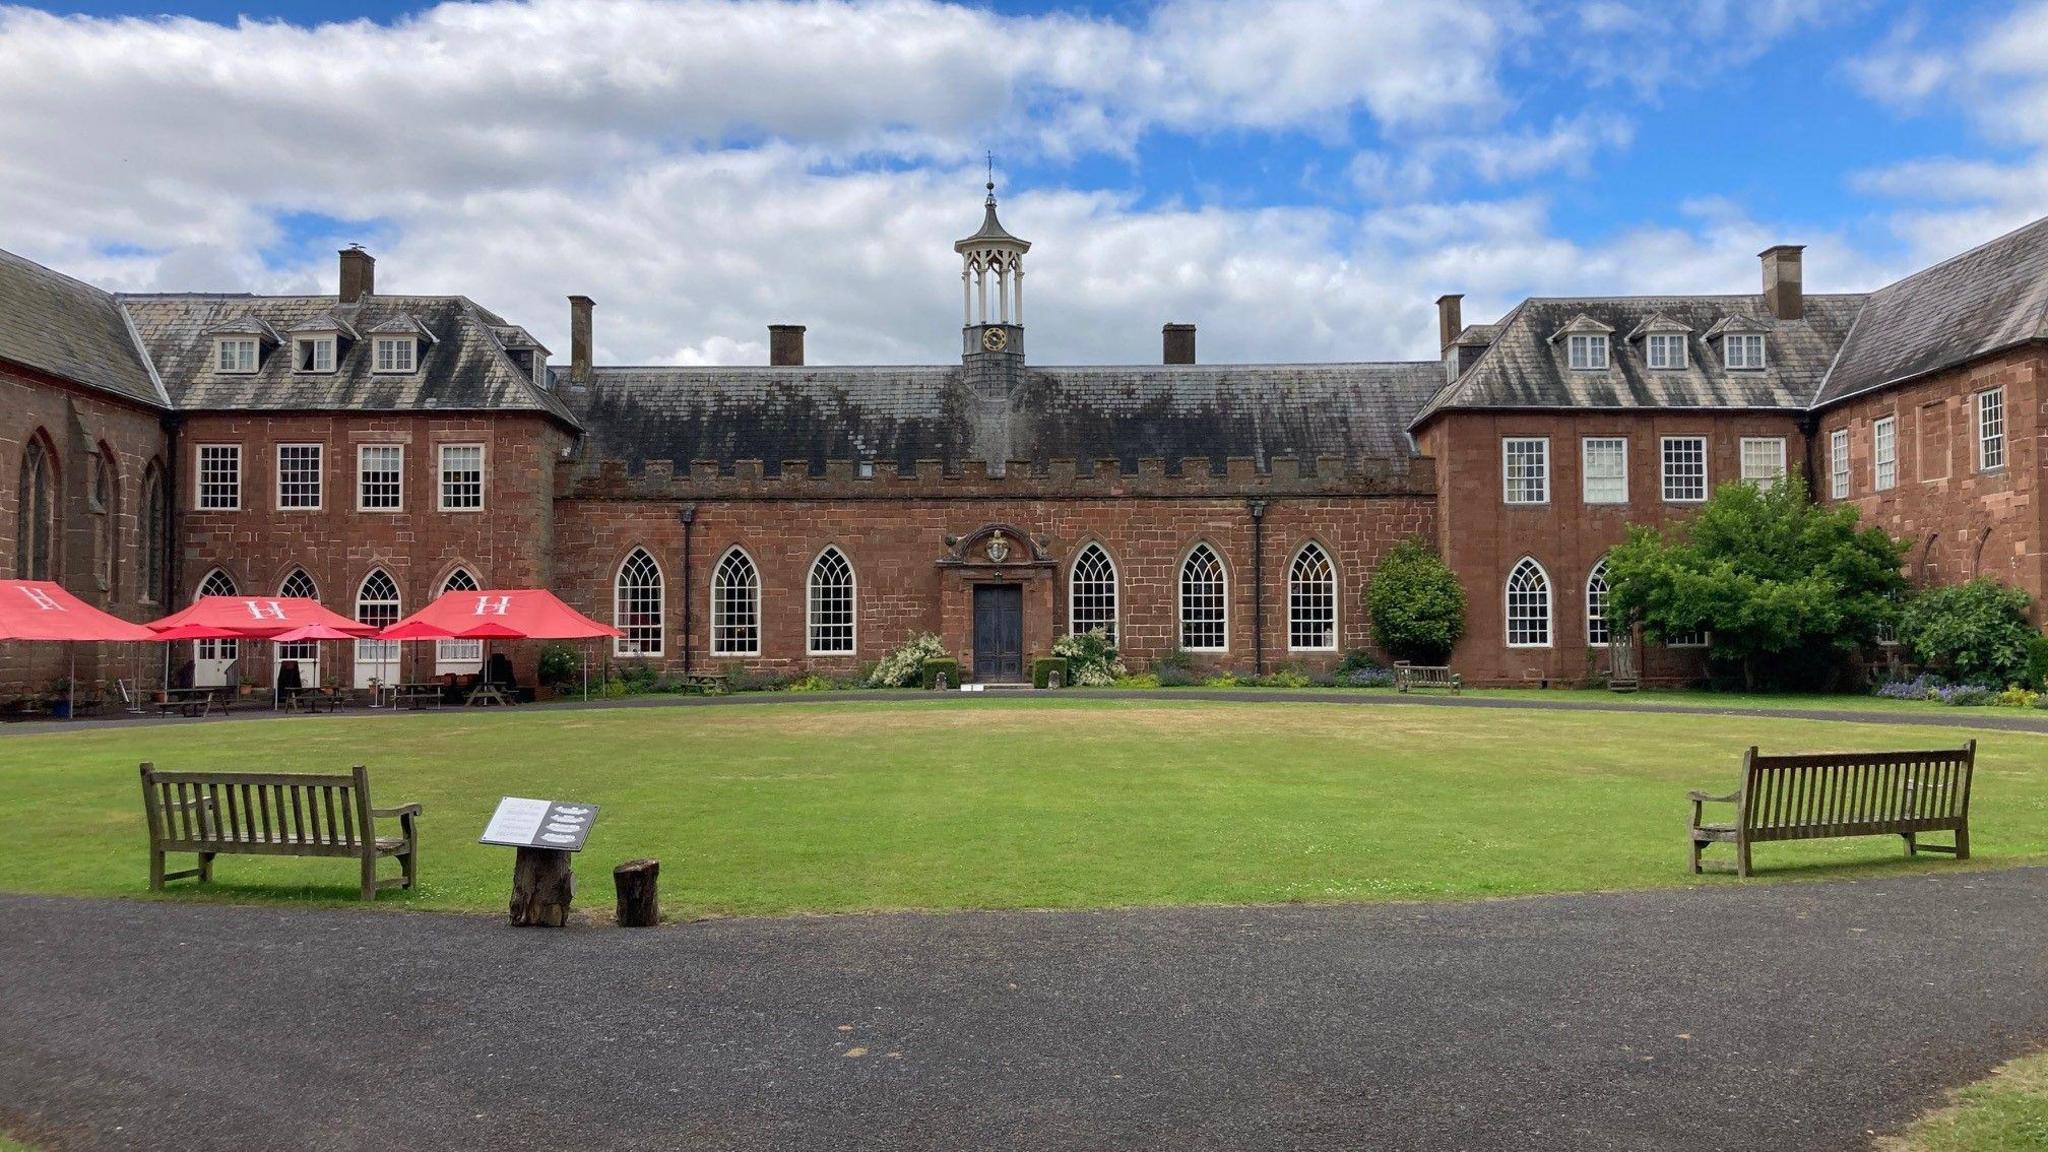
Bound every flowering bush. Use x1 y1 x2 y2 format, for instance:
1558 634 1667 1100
1934 683 1998 707
866 633 948 688
1874 674 1943 701
1343 665 1396 688
1051 629 1127 687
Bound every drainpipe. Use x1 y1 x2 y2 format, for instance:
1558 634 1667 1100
679 505 697 673
1249 499 1267 675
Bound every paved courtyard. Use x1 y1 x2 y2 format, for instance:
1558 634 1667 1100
3 869 2045 1151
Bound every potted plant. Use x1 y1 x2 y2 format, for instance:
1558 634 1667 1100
47 676 74 719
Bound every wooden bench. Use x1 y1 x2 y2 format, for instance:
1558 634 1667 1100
1393 663 1462 694
1689 742 1974 877
139 762 420 900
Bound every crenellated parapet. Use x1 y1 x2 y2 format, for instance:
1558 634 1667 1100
558 453 1437 501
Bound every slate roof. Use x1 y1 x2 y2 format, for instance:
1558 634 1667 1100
566 361 1439 475
1409 293 1866 429
0 248 165 407
1816 214 2048 408
118 293 578 427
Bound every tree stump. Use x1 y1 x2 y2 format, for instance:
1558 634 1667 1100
509 847 573 927
613 858 660 928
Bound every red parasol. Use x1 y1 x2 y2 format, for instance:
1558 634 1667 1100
377 589 620 641
0 580 157 642
267 623 366 643
146 596 376 639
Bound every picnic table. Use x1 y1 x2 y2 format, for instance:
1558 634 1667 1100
157 687 223 718
286 687 347 714
466 683 515 707
392 682 447 710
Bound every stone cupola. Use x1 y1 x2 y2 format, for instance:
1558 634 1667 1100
955 178 1030 359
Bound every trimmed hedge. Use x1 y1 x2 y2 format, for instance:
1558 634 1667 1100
921 658 959 690
1032 656 1070 688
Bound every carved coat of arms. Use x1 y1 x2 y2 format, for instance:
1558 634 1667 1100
985 532 1010 563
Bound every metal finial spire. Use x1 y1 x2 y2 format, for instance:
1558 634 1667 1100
986 152 995 202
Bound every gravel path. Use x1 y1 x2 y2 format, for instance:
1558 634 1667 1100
4 869 2045 1150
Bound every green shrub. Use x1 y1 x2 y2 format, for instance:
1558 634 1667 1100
921 657 959 690
1201 673 1242 688
1367 539 1466 663
1899 579 2042 687
867 633 948 688
1995 686 2040 709
615 662 660 694
783 673 841 693
1112 673 1160 688
1154 648 1195 674
538 642 579 688
1255 668 1311 689
1051 629 1126 686
1157 665 1197 687
1032 656 1070 689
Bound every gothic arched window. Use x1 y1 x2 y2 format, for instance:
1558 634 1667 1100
437 568 483 670
1179 544 1228 652
141 463 165 603
1069 543 1117 643
712 547 761 657
1586 559 1611 647
614 549 663 657
1288 542 1337 651
276 569 320 678
354 569 402 686
16 435 55 580
194 568 239 673
1506 557 1552 648
806 547 856 655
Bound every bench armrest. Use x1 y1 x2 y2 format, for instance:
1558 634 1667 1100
1686 790 1738 805
372 803 422 819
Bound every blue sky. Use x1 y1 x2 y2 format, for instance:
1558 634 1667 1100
3 1 2045 364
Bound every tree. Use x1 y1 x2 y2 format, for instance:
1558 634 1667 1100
1368 539 1466 663
1898 579 2045 687
1604 477 1907 690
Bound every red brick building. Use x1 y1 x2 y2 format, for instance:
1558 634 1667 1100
3 201 2046 697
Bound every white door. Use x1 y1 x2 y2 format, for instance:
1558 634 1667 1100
354 569 402 688
195 637 237 688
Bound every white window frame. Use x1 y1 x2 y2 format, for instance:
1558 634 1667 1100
1873 416 1897 491
373 337 417 374
1586 559 1611 647
1724 333 1767 370
356 444 404 512
1178 543 1229 653
195 443 241 510
711 546 762 657
1069 543 1119 644
805 546 857 656
437 443 485 512
1581 437 1628 505
1505 556 1552 649
1660 436 1708 503
214 338 259 374
292 335 337 374
352 569 402 689
613 549 664 658
1665 628 1710 649
1567 333 1609 371
1286 541 1338 653
434 568 484 672
1502 437 1550 505
1977 388 2006 472
1739 437 1787 486
275 443 323 511
1645 332 1687 370
1829 427 1850 499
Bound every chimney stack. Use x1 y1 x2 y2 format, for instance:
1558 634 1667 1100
1760 245 1804 321
769 324 806 367
568 295 594 385
339 246 375 303
1162 323 1196 365
1435 294 1463 352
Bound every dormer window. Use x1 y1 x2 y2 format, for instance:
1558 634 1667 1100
1724 332 1767 370
216 338 259 374
373 336 417 374
1646 333 1687 369
1567 333 1609 371
293 335 336 374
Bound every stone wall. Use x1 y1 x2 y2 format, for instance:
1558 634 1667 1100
1 361 170 699
1419 409 1810 686
1818 345 2045 613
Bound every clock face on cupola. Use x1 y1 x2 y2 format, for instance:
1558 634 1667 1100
955 176 1030 362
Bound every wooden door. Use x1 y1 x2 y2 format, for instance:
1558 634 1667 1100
973 584 1024 682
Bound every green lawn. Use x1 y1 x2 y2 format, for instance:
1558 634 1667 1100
3 698 2044 918
1883 1052 2048 1152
